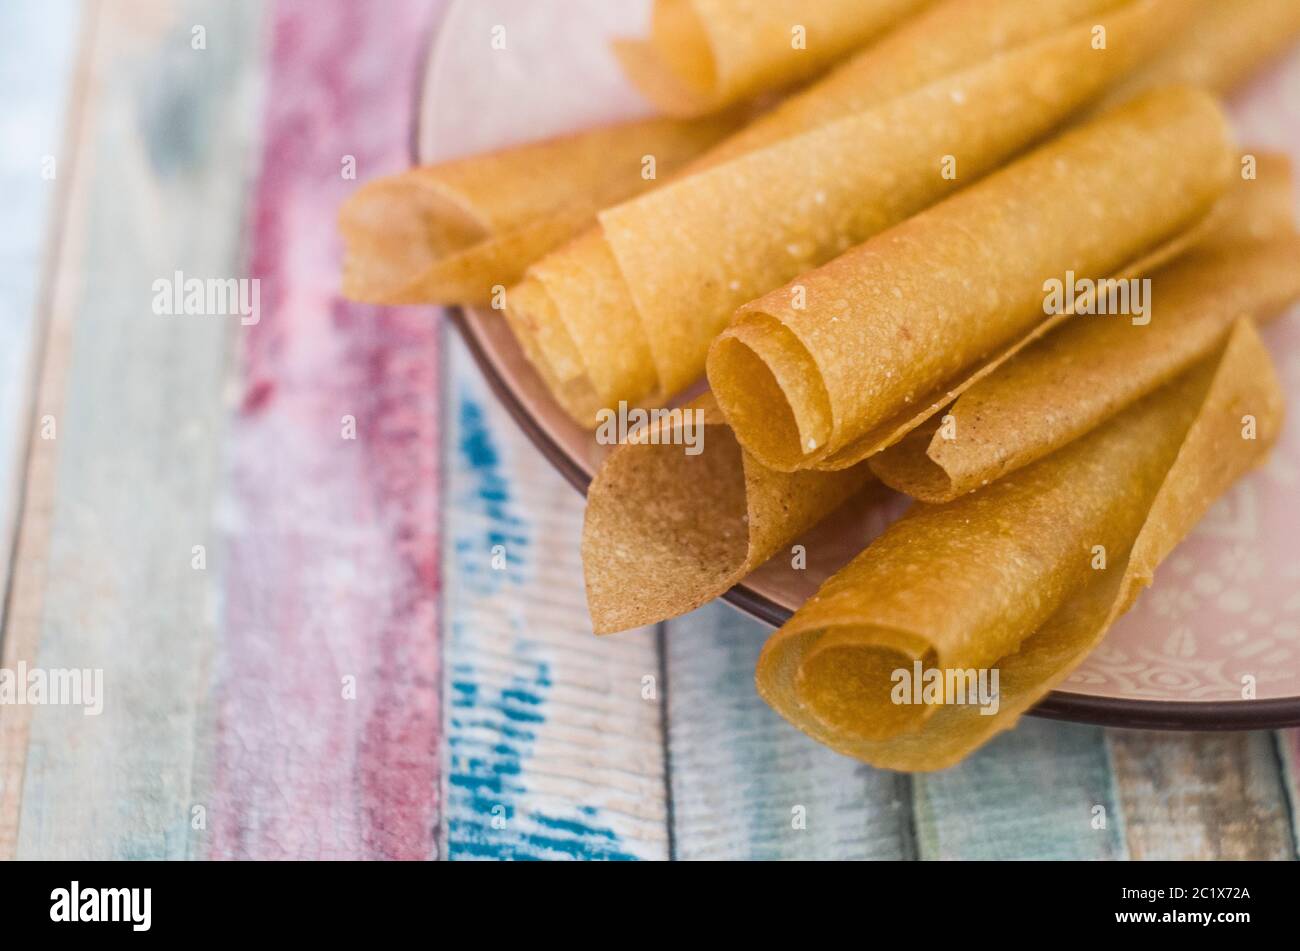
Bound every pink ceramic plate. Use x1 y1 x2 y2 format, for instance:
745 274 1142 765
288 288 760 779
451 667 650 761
418 0 1300 729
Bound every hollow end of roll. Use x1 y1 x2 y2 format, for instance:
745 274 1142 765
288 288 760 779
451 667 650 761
708 320 829 471
339 178 488 303
794 629 938 742
503 279 608 428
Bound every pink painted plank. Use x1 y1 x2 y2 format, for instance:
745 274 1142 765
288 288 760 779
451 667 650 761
205 0 444 860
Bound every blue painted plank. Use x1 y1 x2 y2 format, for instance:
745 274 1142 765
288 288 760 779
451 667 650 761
440 331 668 860
912 720 1128 859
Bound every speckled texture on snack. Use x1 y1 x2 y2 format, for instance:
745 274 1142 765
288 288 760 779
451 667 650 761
582 393 871 633
757 321 1283 770
517 2 1184 426
709 87 1234 472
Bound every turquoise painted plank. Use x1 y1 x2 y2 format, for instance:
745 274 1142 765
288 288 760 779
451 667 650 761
441 332 668 860
665 602 913 860
913 720 1128 859
6 0 265 859
0 0 81 626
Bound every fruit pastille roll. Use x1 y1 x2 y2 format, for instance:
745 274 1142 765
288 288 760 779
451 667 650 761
343 0 1179 309
1193 152 1299 251
509 0 1187 426
870 235 1300 502
612 0 931 117
702 0 1153 168
757 319 1283 771
583 165 1300 633
1102 0 1300 107
582 393 874 634
338 110 746 305
707 86 1235 472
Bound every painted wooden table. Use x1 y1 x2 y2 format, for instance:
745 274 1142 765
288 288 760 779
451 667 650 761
1 0 1298 861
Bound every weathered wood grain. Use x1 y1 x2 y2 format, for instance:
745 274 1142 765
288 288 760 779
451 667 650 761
0 0 85 852
1277 730 1300 858
2 0 1298 863
0 0 86 857
0 1 82 625
913 720 1128 859
441 333 668 860
664 602 913 859
2 0 262 859
1107 730 1294 859
662 595 1130 861
202 0 443 860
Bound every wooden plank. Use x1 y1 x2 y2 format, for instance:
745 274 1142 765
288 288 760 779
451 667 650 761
1277 730 1300 858
664 602 913 860
0 0 87 856
911 719 1127 859
1107 730 1294 859
202 0 443 860
1 0 262 859
441 332 668 860
0 0 82 624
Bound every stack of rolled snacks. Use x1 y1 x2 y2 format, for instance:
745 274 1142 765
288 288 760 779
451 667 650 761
342 0 1300 770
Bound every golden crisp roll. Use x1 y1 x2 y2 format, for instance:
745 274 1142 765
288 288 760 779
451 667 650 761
512 1 1186 426
871 153 1297 501
612 0 930 117
582 394 873 634
708 86 1235 472
519 0 1171 419
757 320 1284 770
345 0 1173 309
871 236 1300 502
701 0 1143 167
338 111 743 305
1195 153 1300 251
582 160 1299 634
1103 0 1300 106
582 166 1300 634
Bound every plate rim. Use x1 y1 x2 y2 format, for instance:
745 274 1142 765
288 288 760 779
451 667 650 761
420 0 1300 733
